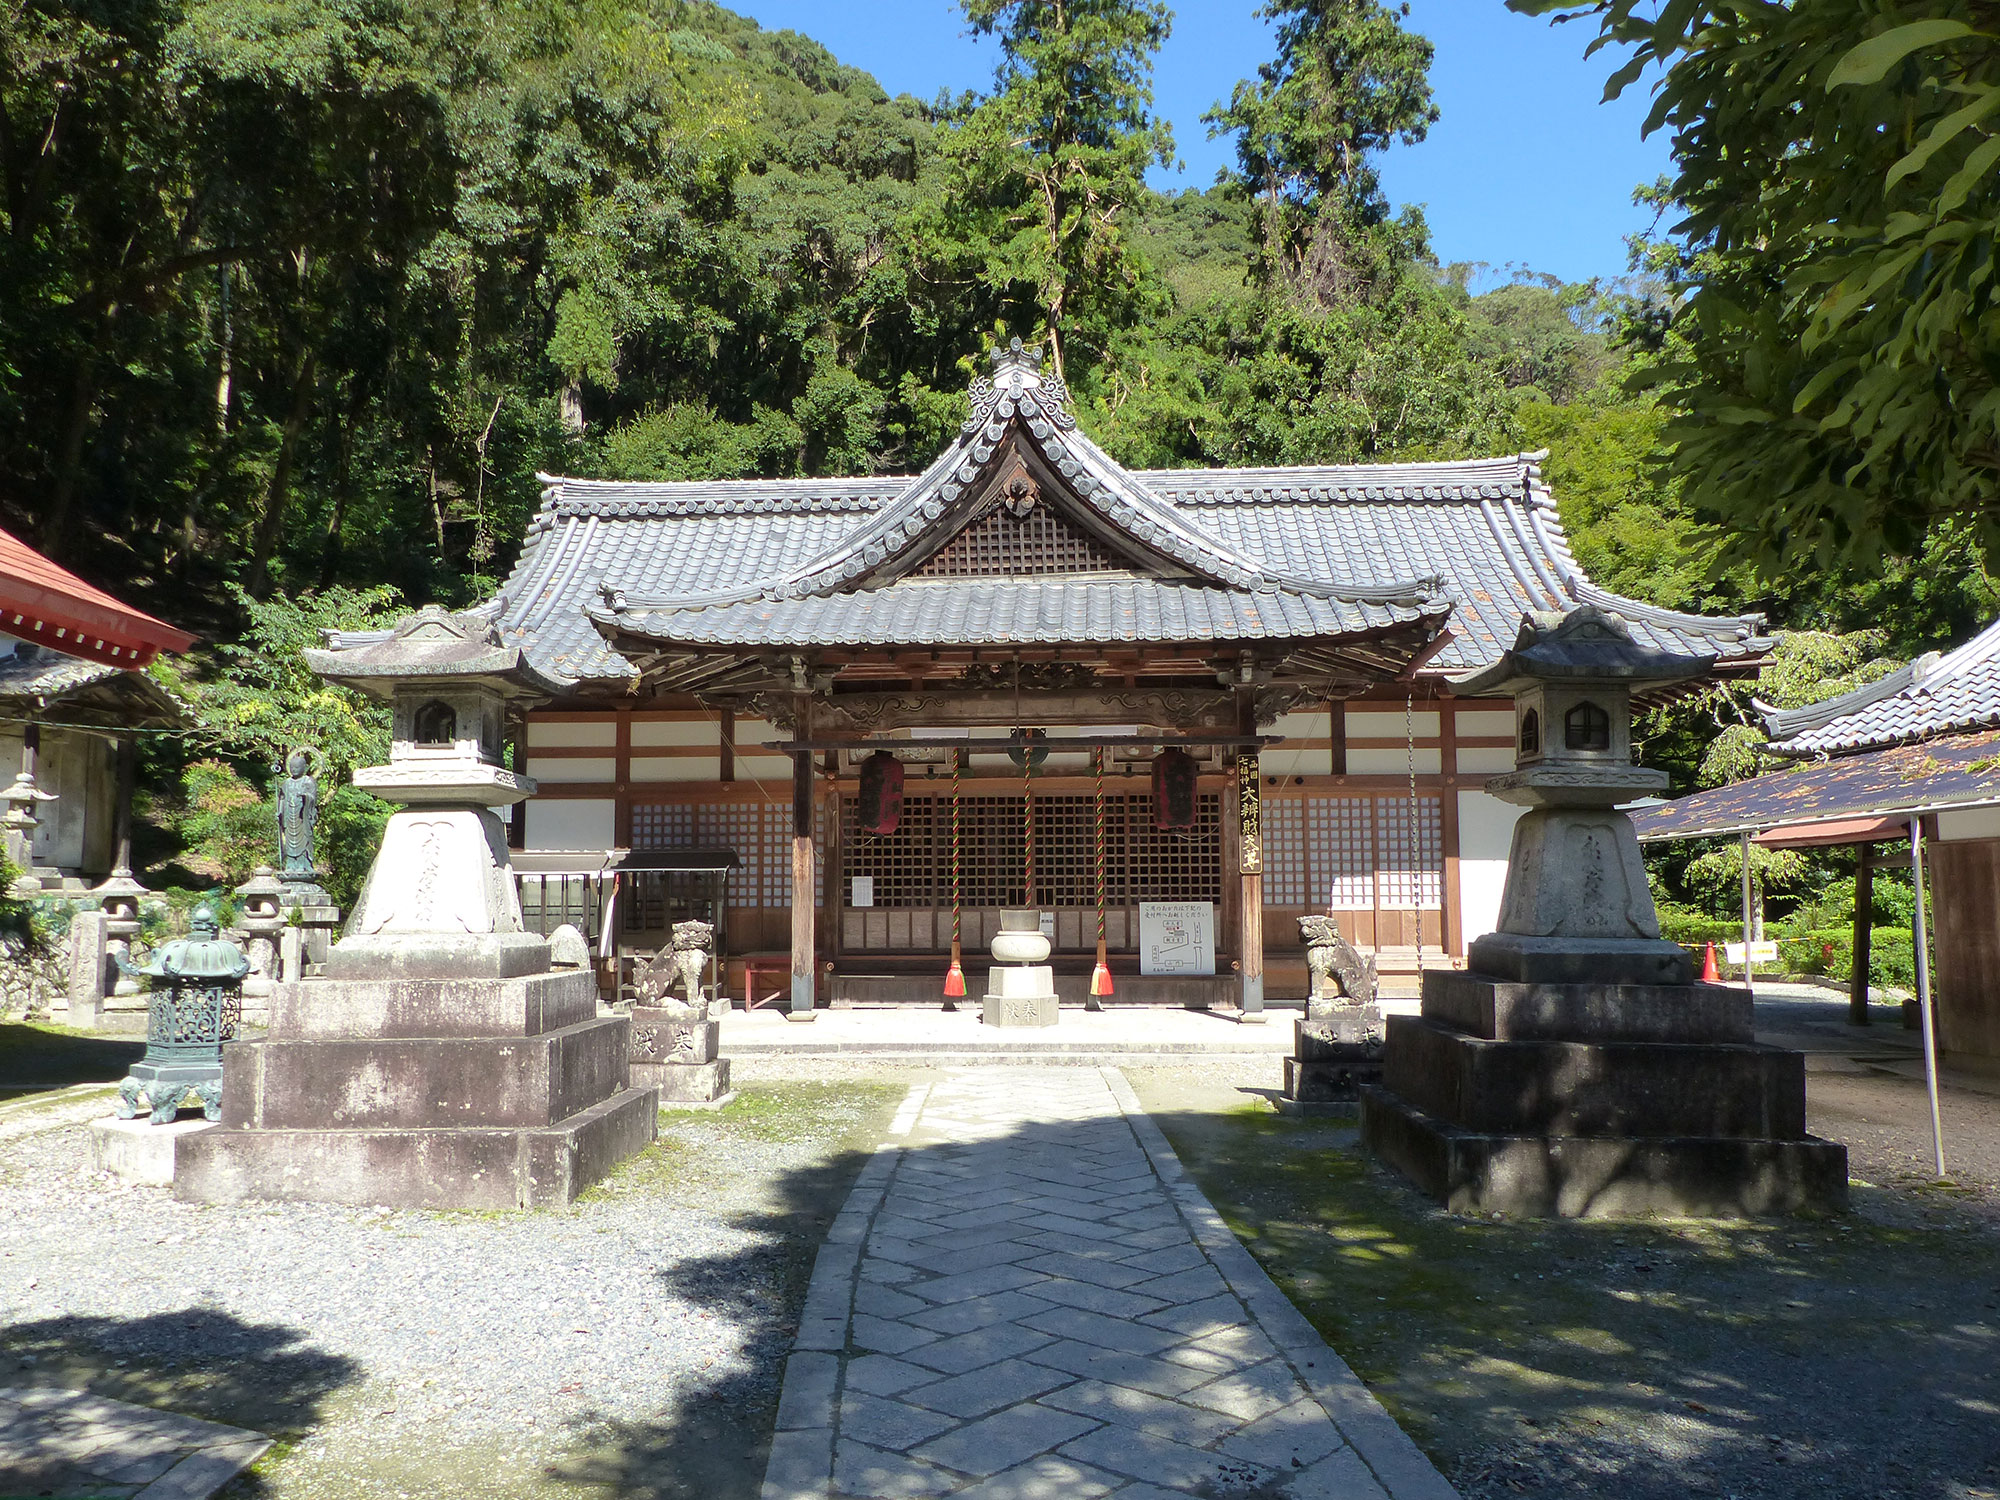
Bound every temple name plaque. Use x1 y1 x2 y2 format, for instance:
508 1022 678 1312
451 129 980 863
1138 901 1214 976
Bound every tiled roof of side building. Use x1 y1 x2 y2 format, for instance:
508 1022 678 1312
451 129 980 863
493 449 1769 688
1762 615 2000 758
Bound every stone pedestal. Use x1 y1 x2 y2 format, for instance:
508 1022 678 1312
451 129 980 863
89 1116 216 1186
1360 970 1848 1217
629 1008 733 1105
981 909 1059 1028
1278 1004 1384 1115
982 963 1059 1028
177 966 657 1209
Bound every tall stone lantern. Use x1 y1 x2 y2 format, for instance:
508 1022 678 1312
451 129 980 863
1360 606 1847 1218
173 604 658 1210
307 605 552 979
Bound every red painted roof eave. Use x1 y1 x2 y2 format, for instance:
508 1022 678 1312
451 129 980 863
0 527 195 664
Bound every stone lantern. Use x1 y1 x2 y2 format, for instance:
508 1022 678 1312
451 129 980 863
172 603 658 1210
114 906 250 1123
1460 605 1707 986
0 770 55 894
1359 606 1847 1218
303 605 552 979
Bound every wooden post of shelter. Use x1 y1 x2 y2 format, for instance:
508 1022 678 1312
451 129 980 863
1850 855 1874 1027
111 731 137 874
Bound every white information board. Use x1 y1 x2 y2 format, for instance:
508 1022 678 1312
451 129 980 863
851 876 874 908
1724 940 1778 964
1139 901 1215 976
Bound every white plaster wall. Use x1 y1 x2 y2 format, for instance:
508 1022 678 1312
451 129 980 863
1457 788 1524 945
526 798 616 851
1454 709 1516 738
1347 709 1440 739
1348 747 1442 775
526 720 616 748
1455 746 1517 774
733 718 794 783
629 754 710 783
1263 710 1334 778
632 719 719 748
1938 806 2000 842
532 757 616 784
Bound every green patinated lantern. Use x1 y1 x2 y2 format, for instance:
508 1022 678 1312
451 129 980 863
115 905 251 1124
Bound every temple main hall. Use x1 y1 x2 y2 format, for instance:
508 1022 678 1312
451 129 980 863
482 342 1766 1012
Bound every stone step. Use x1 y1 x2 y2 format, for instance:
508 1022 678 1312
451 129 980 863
221 1015 631 1130
1359 1086 1848 1218
265 968 597 1040
174 1085 659 1210
1382 1014 1808 1140
1421 968 1752 1044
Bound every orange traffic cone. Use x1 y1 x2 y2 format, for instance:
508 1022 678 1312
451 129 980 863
1701 941 1721 983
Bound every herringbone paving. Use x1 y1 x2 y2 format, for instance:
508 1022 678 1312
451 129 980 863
762 1068 1457 1500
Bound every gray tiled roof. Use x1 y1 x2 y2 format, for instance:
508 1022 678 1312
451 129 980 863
0 645 121 700
493 354 1768 688
1762 617 2000 757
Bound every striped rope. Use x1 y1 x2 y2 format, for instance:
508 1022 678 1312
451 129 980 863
951 749 962 952
1023 737 1035 909
1094 746 1107 950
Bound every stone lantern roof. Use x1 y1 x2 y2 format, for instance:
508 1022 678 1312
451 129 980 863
1454 604 1714 698
306 603 562 701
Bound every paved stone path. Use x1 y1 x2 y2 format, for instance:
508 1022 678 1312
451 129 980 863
0 1386 269 1498
763 1068 1457 1500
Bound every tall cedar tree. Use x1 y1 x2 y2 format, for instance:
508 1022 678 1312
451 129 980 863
943 0 1176 377
1205 0 1437 294
1511 0 2000 578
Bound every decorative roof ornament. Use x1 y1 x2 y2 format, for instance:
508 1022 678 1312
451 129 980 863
964 338 1075 434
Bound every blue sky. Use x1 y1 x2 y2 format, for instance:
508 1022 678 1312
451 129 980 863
726 1 1673 287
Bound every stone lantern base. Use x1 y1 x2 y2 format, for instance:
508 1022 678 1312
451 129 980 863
1359 969 1848 1218
175 965 657 1210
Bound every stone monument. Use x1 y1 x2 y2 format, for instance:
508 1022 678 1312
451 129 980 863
1278 915 1384 1113
626 920 732 1104
983 909 1058 1028
1360 607 1847 1216
175 604 657 1209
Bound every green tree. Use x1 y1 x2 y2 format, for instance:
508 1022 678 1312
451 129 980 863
1205 0 1436 291
927 0 1176 378
1509 0 2000 578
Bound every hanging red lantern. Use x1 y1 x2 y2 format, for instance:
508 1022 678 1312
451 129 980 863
1152 747 1199 830
856 750 904 835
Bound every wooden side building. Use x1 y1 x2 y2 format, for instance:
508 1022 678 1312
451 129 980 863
476 344 1766 1009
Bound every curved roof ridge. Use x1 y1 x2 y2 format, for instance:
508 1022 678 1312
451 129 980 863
1758 615 2000 755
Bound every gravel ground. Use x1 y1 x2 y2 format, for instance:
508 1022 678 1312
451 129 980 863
0 1064 916 1500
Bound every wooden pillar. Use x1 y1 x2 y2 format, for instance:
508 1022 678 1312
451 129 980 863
21 722 38 782
613 709 633 848
111 732 136 875
720 708 735 784
790 697 816 1017
1850 856 1874 1026
1236 691 1264 1019
1439 699 1461 959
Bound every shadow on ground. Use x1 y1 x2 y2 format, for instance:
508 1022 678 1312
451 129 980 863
1129 1077 2000 1500
0 1022 141 1100
0 1308 361 1496
536 1066 2000 1500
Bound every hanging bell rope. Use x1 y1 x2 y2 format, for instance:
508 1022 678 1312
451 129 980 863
944 748 965 1000
1091 744 1113 999
1022 733 1036 910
